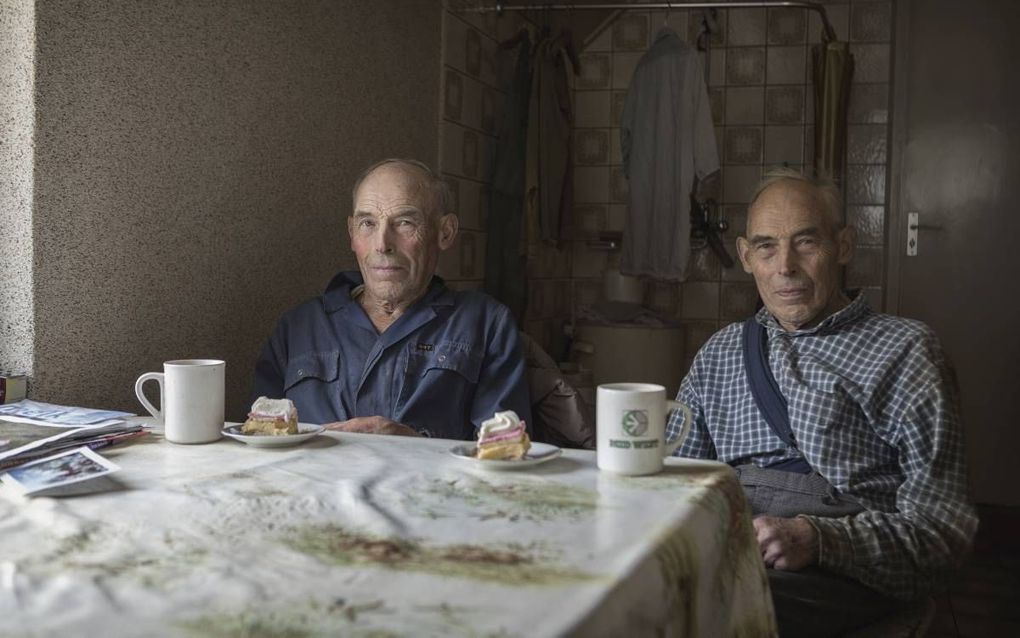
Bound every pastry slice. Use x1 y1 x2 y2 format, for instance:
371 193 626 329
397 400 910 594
241 396 299 436
476 410 531 460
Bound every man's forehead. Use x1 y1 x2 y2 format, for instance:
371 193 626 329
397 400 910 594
747 180 833 233
355 166 430 210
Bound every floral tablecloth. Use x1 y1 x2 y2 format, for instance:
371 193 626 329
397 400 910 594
0 427 775 637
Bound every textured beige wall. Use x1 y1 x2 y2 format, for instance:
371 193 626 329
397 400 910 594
28 0 440 419
0 0 35 378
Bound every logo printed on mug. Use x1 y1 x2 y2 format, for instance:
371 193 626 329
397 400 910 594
622 410 649 436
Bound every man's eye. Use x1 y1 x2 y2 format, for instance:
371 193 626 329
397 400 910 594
358 219 376 229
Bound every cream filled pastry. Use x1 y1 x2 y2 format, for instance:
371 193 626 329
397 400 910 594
475 410 531 460
241 396 299 436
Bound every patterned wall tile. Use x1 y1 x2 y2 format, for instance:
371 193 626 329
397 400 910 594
707 48 727 87
846 244 883 287
574 166 610 203
465 27 481 77
444 69 463 122
578 53 612 90
725 87 764 124
610 167 629 203
809 4 849 44
553 279 573 318
574 204 607 239
459 230 482 279
612 13 650 51
850 44 891 83
847 205 884 245
848 83 889 124
461 129 480 178
527 279 547 320
587 24 613 52
765 86 805 124
726 47 766 85
437 235 461 281
607 204 627 232
479 35 497 86
764 125 804 166
610 132 622 165
709 88 725 125
846 164 886 205
612 52 643 89
649 10 688 39
725 127 763 165
723 165 762 204
847 124 887 164
851 1 892 43
722 204 748 240
721 282 760 320
722 260 754 282
445 174 462 220
768 7 806 45
728 8 767 46
767 46 807 84
803 124 815 167
573 278 601 310
575 90 612 128
684 321 720 356
576 129 610 165
688 9 727 47
688 246 722 282
481 87 497 134
610 90 627 125
680 282 720 320
646 281 680 316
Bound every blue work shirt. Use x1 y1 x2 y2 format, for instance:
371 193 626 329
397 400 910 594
253 271 532 440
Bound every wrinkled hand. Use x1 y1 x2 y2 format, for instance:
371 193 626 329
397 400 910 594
753 516 818 571
323 416 420 437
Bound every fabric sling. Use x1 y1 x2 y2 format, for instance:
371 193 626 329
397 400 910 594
742 317 813 474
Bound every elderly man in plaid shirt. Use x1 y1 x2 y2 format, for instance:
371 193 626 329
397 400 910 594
667 168 977 636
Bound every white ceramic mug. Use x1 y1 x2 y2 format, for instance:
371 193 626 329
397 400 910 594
135 359 225 444
596 382 693 475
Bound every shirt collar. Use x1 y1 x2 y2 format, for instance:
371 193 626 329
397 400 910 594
322 271 455 314
756 290 871 336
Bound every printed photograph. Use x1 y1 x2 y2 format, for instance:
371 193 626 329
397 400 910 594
3 447 118 493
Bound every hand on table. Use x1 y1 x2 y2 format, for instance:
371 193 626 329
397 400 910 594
753 515 818 571
323 416 421 437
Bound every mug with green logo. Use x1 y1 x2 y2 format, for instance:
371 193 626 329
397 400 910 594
596 383 692 475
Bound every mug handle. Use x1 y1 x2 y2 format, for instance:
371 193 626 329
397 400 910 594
662 400 693 457
134 372 164 424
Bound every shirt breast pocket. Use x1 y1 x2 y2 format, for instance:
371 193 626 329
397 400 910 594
284 351 340 393
418 342 482 383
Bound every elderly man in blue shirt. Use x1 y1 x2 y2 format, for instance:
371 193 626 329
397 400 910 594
253 158 531 439
668 168 977 636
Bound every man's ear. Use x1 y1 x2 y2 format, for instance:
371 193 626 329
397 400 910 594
736 236 753 274
438 213 459 250
836 226 856 265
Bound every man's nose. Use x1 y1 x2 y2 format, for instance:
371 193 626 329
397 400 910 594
777 244 797 275
373 225 395 253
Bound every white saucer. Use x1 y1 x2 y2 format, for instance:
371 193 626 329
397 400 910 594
448 442 562 470
222 423 325 448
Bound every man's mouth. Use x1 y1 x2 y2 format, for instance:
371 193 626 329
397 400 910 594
775 287 809 299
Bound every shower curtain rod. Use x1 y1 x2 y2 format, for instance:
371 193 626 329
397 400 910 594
466 2 835 42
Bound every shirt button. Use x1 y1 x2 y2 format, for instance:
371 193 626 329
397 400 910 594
298 369 305 376
438 355 446 362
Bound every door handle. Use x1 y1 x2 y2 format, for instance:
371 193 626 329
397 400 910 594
906 212 942 256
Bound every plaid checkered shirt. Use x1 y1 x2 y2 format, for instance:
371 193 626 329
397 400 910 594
667 294 978 600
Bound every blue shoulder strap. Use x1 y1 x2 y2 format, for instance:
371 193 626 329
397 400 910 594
742 317 812 474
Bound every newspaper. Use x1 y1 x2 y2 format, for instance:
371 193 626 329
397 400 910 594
0 400 144 470
0 399 134 426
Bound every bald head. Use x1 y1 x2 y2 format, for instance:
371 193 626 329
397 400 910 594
351 159 451 222
746 168 843 234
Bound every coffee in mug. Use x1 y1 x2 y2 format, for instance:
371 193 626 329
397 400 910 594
135 359 225 444
596 382 692 475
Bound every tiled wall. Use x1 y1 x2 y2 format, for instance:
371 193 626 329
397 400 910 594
438 3 575 358
571 0 892 373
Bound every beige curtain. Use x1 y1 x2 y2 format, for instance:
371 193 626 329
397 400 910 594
812 39 854 182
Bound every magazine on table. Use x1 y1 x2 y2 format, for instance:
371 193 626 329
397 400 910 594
0 400 144 469
0 446 120 497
